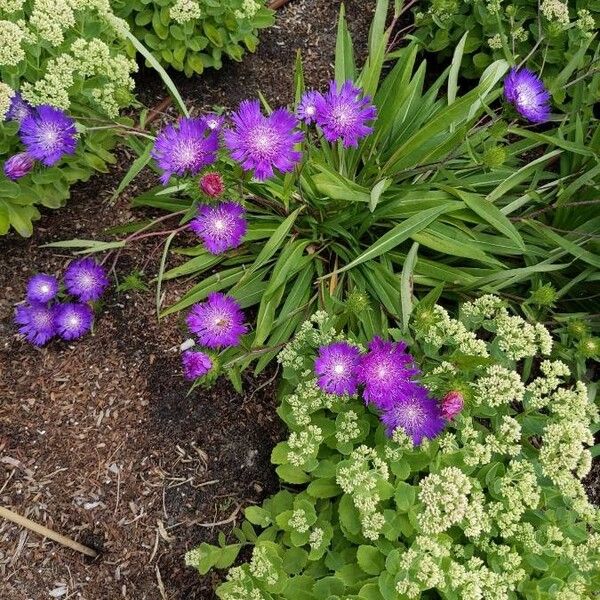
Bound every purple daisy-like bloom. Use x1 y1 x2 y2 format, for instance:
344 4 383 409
64 258 109 302
379 382 446 445
186 292 247 349
314 341 362 396
189 202 247 255
152 117 219 185
4 152 34 180
19 105 77 166
15 302 56 346
357 337 419 410
297 90 322 124
182 350 213 380
504 68 550 124
201 113 225 132
224 100 303 181
26 273 59 304
54 302 94 340
314 80 377 148
6 93 33 123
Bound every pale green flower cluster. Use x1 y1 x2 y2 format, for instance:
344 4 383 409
287 424 322 467
235 0 261 20
170 0 202 24
337 445 388 540
335 410 360 443
576 9 596 35
0 20 25 66
249 546 279 586
540 0 570 26
473 364 525 407
421 305 488 356
1 0 135 117
222 566 269 600
284 375 346 427
308 527 323 551
0 0 25 12
0 81 14 119
487 33 503 49
288 508 309 533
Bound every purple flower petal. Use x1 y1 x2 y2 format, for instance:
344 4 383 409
64 258 109 302
19 105 77 166
4 152 34 180
314 341 361 396
503 68 550 124
26 273 59 304
54 303 94 340
182 350 213 380
15 302 56 346
186 292 247 349
189 201 247 255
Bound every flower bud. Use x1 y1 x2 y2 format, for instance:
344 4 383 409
199 171 224 197
441 391 464 421
3 152 34 180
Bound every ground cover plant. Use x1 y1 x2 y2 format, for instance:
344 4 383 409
0 0 137 236
411 0 599 109
112 0 275 76
186 294 600 599
81 0 600 390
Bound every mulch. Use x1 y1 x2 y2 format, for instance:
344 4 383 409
0 2 376 599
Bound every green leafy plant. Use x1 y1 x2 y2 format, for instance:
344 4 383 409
112 0 274 76
411 0 599 108
186 294 600 599
0 0 138 235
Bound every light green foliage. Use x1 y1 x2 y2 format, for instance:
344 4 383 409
112 0 274 76
0 0 138 236
412 0 599 107
185 295 600 599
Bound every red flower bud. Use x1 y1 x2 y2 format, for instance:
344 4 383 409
441 391 464 421
200 171 224 197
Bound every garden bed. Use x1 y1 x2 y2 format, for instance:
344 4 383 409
0 2 376 598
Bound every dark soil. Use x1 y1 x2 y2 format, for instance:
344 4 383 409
0 1 377 599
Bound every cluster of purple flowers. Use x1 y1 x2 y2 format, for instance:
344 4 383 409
152 80 377 186
3 94 78 181
180 292 247 380
15 258 109 346
315 337 458 445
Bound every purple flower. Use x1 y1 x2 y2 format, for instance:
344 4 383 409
189 201 247 255
19 105 77 166
26 273 59 304
224 100 303 181
357 337 419 409
64 258 109 302
152 117 218 185
15 302 56 346
441 391 464 421
314 341 361 396
6 93 33 123
504 68 550 124
201 113 225 132
4 152 34 180
379 383 445 445
186 292 247 349
54 303 94 340
182 350 213 380
297 90 322 124
314 80 377 148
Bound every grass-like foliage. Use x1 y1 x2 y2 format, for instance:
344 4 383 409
185 294 600 600
411 0 599 108
0 0 138 236
113 0 600 386
112 0 274 76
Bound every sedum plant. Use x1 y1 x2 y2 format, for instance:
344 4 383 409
112 0 275 76
411 0 599 108
185 294 600 600
0 0 137 236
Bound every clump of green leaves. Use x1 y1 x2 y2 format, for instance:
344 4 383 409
0 0 137 236
112 0 274 76
186 295 600 600
412 0 599 108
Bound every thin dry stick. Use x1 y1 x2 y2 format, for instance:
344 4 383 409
0 506 98 558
